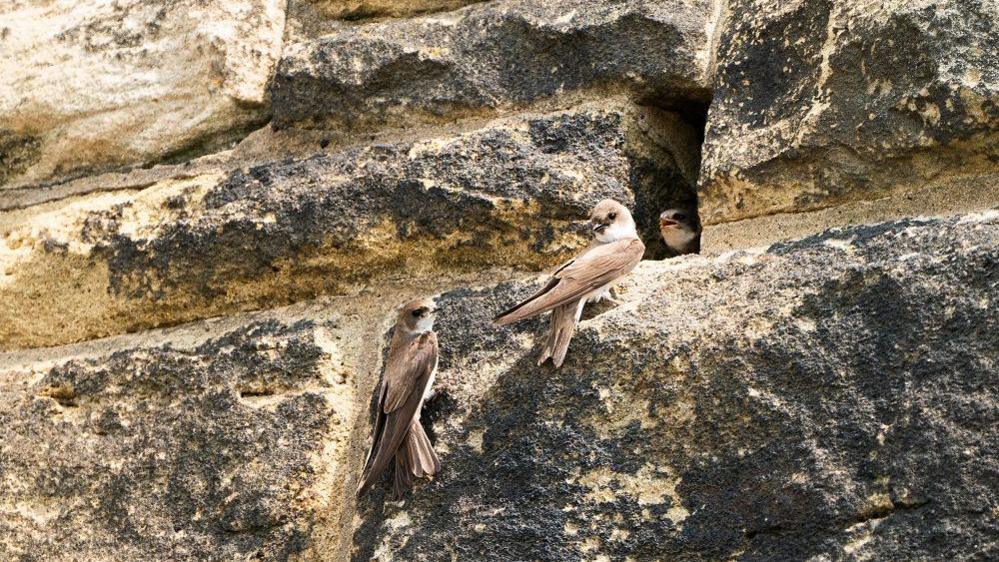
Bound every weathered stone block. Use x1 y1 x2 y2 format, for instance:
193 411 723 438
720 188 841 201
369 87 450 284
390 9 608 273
0 100 696 350
0 0 286 189
356 212 999 561
273 0 714 131
700 0 999 223
0 306 362 561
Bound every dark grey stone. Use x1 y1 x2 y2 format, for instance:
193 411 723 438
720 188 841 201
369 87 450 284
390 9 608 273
699 0 999 222
355 212 999 561
272 0 713 130
0 317 350 561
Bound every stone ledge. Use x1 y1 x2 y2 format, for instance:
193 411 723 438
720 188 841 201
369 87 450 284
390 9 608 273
699 0 999 223
0 304 364 561
272 0 714 131
0 100 696 351
0 0 287 190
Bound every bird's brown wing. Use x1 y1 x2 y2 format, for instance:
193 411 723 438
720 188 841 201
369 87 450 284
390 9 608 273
537 301 581 367
493 238 645 326
359 329 417 472
356 332 438 497
383 331 439 413
359 381 388 473
490 256 578 324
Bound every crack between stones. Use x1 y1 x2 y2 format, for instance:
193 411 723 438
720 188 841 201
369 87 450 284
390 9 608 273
743 497 932 542
309 1 492 28
852 497 931 526
0 117 274 212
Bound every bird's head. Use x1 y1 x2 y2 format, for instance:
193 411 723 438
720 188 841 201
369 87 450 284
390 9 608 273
398 298 439 334
659 208 701 254
589 199 637 243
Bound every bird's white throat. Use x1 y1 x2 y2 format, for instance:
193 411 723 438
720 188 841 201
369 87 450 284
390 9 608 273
663 226 698 248
596 220 638 243
413 316 436 334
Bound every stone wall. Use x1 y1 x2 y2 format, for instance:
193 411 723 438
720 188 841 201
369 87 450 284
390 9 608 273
1 1 996 560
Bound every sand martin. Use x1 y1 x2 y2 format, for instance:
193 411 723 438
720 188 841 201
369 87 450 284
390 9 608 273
659 207 701 256
356 299 441 498
493 199 645 367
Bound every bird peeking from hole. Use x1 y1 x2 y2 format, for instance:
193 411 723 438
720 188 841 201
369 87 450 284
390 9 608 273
659 207 701 256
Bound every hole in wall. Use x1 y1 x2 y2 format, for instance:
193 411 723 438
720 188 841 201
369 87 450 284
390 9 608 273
37 383 78 407
237 387 276 399
629 96 710 260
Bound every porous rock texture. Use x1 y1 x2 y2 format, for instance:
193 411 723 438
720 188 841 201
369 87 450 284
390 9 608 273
0 303 369 561
357 212 999 561
0 0 286 189
700 0 999 223
2 0 999 560
0 100 697 350
286 0 485 39
272 0 715 130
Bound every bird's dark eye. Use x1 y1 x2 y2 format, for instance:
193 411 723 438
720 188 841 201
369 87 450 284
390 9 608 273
412 309 423 318
674 213 687 221
608 212 617 220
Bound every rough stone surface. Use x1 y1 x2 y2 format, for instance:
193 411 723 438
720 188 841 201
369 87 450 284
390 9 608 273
354 212 999 561
0 0 286 189
0 100 697 350
272 0 714 131
0 304 366 561
699 0 999 223
3 0 999 559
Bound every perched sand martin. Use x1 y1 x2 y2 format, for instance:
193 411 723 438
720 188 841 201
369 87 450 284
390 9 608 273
356 298 441 498
659 207 701 256
493 199 645 367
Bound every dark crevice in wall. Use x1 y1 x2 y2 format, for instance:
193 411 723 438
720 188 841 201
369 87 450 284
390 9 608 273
664 96 712 148
237 387 277 399
37 384 79 407
631 96 711 260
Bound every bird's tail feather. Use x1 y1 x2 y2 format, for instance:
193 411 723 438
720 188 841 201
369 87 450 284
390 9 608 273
390 421 439 498
392 452 413 498
538 301 579 368
405 421 440 477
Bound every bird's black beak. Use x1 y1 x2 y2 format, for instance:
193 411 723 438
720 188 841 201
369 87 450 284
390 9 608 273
592 222 608 233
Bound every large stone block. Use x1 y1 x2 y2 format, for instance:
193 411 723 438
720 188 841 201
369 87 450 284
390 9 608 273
0 304 367 561
0 100 697 350
355 212 999 561
272 0 714 131
700 0 999 223
0 0 286 189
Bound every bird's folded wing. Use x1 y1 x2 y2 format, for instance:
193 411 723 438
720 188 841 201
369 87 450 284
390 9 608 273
540 302 580 368
357 332 438 496
360 382 388 472
494 238 645 325
383 332 438 413
491 256 578 324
